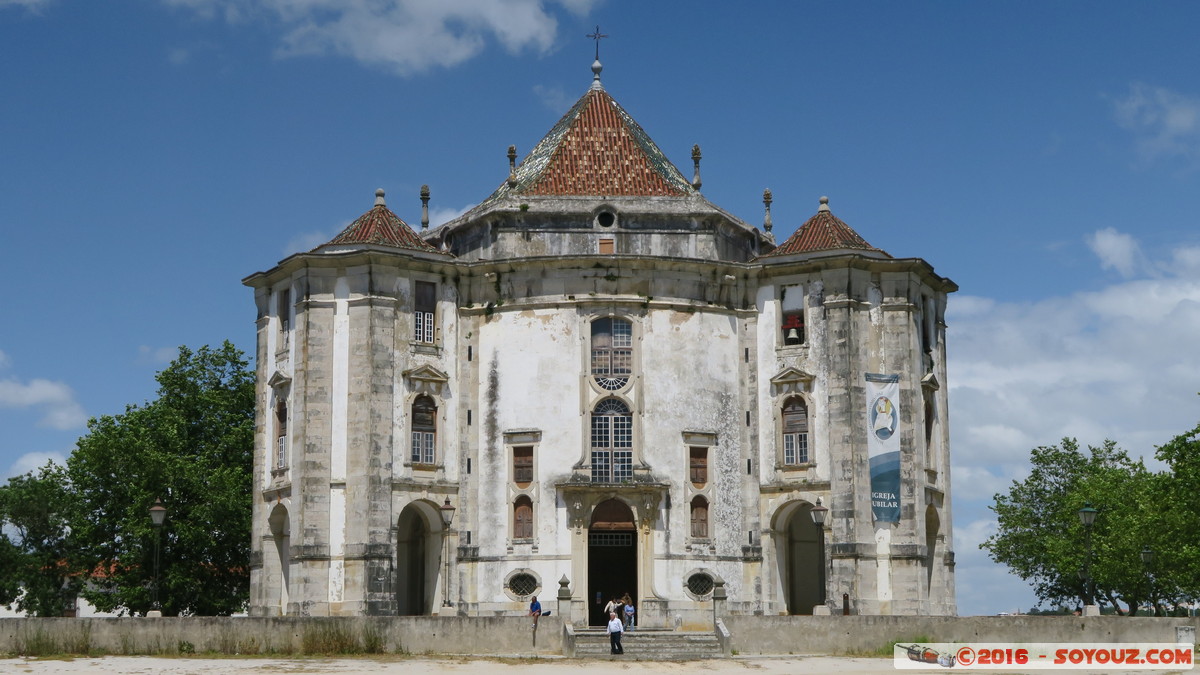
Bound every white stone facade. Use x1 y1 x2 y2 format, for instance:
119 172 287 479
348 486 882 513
244 76 957 622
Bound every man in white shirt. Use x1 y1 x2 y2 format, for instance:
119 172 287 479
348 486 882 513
606 611 624 654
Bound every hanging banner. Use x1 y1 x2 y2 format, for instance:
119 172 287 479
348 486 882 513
866 373 901 523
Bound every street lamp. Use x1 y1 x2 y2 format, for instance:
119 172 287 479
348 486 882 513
440 497 456 608
810 498 829 613
1141 546 1155 616
1077 503 1097 611
148 498 167 616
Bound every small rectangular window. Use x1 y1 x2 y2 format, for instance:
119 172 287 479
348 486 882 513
781 284 804 345
689 447 708 487
414 281 436 343
513 446 533 487
278 289 291 331
599 238 615 254
274 401 287 469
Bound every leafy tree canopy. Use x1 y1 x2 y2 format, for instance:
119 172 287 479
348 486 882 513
66 341 254 616
0 464 78 615
983 436 1194 615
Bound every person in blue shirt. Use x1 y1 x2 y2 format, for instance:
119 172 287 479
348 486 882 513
529 595 542 630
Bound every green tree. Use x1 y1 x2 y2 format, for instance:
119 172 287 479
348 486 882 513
66 341 254 616
0 464 78 615
981 438 1177 615
1154 417 1200 610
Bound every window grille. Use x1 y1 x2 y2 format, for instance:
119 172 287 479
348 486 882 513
591 399 633 483
592 318 632 390
588 532 634 547
508 573 538 597
687 572 715 597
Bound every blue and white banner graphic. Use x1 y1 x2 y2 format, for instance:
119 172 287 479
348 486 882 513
866 373 901 523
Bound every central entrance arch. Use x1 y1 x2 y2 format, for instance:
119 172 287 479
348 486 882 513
778 502 822 615
588 498 637 626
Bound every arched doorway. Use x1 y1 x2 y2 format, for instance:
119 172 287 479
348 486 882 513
588 498 637 626
396 504 430 615
268 504 290 615
781 502 822 615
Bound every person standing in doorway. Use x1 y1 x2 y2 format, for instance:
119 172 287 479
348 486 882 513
529 595 542 630
623 597 635 630
607 611 624 654
604 595 619 618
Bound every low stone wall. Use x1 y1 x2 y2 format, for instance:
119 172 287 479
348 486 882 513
722 615 1200 655
0 616 563 656
2 615 1197 658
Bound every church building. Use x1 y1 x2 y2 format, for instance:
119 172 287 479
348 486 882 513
243 56 957 622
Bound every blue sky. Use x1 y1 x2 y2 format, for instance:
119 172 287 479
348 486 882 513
2 1 1199 617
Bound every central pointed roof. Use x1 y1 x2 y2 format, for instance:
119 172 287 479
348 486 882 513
483 86 695 201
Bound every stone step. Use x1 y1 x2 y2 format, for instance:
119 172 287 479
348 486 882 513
573 630 722 660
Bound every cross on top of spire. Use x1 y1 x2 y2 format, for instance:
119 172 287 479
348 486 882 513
587 25 608 61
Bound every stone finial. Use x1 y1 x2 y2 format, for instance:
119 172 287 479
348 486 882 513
691 144 702 191
763 188 773 232
420 184 430 230
818 195 830 212
374 188 386 207
507 145 518 187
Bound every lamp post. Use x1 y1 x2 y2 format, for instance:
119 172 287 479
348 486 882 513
148 498 167 617
1140 546 1155 616
810 498 829 614
440 497 456 608
1077 503 1097 614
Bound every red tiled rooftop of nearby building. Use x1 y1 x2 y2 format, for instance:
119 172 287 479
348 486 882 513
764 197 890 258
323 190 441 253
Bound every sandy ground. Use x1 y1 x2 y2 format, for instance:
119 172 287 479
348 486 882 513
1 655 1192 675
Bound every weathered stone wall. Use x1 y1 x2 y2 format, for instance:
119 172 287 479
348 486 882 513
2 616 1195 657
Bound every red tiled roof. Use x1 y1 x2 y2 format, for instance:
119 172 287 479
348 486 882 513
524 89 689 196
323 193 441 253
478 87 695 204
764 199 890 258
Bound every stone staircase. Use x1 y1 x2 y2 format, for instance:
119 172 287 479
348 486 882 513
572 627 724 660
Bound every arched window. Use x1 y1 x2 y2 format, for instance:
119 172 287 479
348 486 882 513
274 399 288 469
782 397 809 465
690 496 709 539
514 496 533 540
411 395 436 464
591 318 633 391
591 398 633 483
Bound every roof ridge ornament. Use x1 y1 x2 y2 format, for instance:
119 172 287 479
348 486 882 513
587 24 607 90
691 144 702 191
507 145 518 187
420 185 430 230
818 195 830 212
374 188 386 207
763 189 773 233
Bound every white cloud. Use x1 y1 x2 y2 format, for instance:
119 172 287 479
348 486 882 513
429 204 471 229
162 0 597 77
0 349 9 369
0 378 87 430
0 0 53 10
5 450 67 480
1087 227 1145 278
137 345 179 365
532 84 573 113
1112 82 1200 165
285 226 342 256
947 234 1200 612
